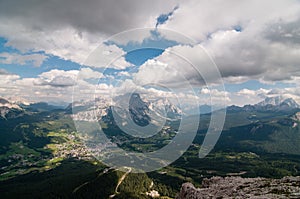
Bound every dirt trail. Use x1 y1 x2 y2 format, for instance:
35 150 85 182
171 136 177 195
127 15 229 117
109 167 132 198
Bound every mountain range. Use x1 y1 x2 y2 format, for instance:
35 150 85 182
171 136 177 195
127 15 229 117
70 95 300 124
227 97 300 113
69 93 183 123
0 97 63 119
1 95 300 198
1 95 300 122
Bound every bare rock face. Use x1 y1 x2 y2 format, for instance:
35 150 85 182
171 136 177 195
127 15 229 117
176 176 300 199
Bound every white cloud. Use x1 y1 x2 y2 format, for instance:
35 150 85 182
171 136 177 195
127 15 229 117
160 0 300 41
117 71 131 77
84 44 132 69
219 87 300 106
33 69 77 87
136 25 300 88
78 68 104 80
230 88 270 105
134 44 223 88
0 25 101 65
154 0 300 84
200 88 231 105
205 28 300 83
0 72 20 87
0 52 48 67
0 68 108 102
133 59 176 86
33 68 105 87
203 30 267 78
0 25 132 69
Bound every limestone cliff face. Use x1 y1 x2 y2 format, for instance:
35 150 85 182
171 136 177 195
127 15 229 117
176 176 300 199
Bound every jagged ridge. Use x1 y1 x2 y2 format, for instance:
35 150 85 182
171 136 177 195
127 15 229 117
176 176 300 199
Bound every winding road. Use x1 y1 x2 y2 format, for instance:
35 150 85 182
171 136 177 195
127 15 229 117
109 167 132 198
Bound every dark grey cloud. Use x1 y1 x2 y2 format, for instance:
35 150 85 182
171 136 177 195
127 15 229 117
0 0 177 35
0 0 178 64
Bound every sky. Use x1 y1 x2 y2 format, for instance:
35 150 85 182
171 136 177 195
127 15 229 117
0 0 300 107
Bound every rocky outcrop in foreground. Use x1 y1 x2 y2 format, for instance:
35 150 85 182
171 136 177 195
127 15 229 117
176 176 300 199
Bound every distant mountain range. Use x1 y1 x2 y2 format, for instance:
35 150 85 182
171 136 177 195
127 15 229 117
69 93 183 123
1 95 299 123
227 97 300 113
257 96 299 107
0 97 64 119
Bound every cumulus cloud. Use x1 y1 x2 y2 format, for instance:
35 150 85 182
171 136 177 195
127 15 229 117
0 25 101 64
200 88 231 105
77 68 104 79
220 87 300 106
237 88 270 97
133 44 224 88
154 0 300 84
231 88 270 105
138 26 300 88
0 72 20 87
160 0 300 41
0 68 107 102
205 28 300 83
33 68 104 87
33 69 77 87
203 30 268 78
117 71 131 77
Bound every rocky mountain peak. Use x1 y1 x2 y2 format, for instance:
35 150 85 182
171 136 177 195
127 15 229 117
0 97 23 119
281 98 300 108
0 97 21 109
129 93 151 126
257 96 299 108
176 176 300 199
70 93 183 122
